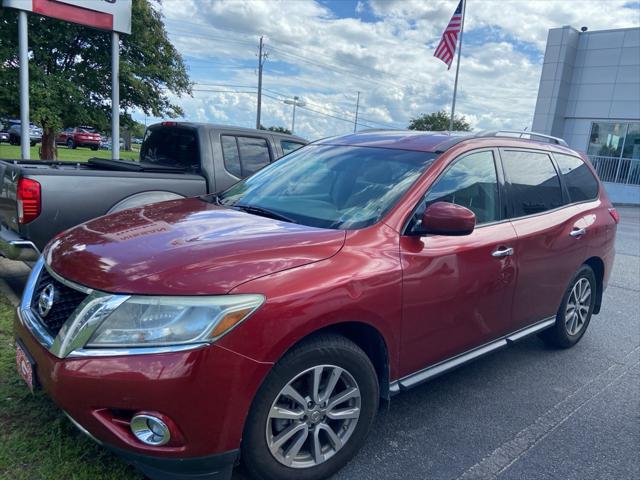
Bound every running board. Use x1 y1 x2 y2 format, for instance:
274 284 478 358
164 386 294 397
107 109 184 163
389 317 556 394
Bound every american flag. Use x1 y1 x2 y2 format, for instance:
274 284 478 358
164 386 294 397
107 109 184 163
434 0 464 69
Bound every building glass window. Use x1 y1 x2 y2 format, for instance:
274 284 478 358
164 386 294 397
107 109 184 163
587 122 640 185
587 122 626 157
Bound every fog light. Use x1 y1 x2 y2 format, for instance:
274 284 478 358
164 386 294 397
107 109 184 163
130 414 171 446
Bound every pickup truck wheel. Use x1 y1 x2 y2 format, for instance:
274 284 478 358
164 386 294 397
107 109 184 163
540 265 596 349
242 334 379 480
66 138 76 149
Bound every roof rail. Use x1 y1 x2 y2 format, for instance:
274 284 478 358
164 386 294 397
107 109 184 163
476 130 568 147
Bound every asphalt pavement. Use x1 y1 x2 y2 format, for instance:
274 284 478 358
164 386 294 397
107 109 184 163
1 207 638 480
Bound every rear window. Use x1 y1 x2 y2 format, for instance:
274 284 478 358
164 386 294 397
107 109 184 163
140 127 201 173
554 154 599 202
281 140 305 155
221 135 272 177
502 150 565 217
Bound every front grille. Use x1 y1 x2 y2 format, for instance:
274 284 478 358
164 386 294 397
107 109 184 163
30 269 88 337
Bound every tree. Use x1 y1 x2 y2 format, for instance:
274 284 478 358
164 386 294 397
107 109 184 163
0 0 190 159
259 125 292 135
408 110 471 132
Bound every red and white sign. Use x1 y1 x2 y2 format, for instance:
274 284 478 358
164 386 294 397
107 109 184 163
3 0 132 34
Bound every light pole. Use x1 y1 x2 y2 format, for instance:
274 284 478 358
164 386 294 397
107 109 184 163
284 96 306 134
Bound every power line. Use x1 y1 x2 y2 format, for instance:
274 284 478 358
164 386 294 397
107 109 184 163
194 83 404 129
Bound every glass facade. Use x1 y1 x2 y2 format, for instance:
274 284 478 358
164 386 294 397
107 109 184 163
587 122 640 185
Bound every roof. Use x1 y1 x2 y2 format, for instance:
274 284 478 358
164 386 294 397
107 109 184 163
316 129 569 153
316 130 466 152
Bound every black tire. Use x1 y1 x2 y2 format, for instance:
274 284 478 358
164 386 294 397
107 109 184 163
9 135 17 145
90 145 99 151
30 141 36 147
242 334 379 480
540 265 597 349
66 138 76 149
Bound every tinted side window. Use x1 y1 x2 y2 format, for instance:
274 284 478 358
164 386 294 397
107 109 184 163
502 150 564 217
281 140 305 156
554 153 599 202
237 136 271 175
419 150 500 225
140 127 201 172
221 135 242 177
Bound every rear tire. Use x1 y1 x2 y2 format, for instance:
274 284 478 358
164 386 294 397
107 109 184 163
90 145 99 151
540 265 597 349
242 334 379 480
67 138 76 149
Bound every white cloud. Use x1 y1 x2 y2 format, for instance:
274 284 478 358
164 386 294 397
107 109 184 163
148 0 640 140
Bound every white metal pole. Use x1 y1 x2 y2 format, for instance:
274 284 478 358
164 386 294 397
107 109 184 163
18 11 29 160
354 91 360 133
111 31 120 160
449 0 466 132
292 101 297 134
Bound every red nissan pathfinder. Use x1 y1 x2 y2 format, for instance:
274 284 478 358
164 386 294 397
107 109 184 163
15 130 617 480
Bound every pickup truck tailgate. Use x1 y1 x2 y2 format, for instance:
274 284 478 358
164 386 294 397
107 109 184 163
0 161 20 232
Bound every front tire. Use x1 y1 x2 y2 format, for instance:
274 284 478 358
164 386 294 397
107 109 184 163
242 334 379 480
67 138 76 149
540 265 597 348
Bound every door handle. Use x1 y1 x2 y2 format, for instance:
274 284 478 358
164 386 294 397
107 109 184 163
570 227 587 237
492 247 514 258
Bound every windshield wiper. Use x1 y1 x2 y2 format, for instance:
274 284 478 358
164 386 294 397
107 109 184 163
234 204 297 224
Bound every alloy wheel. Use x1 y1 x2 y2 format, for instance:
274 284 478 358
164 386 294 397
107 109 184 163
565 277 591 335
265 364 361 469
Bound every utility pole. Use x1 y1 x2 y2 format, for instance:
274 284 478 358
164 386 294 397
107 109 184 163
284 96 306 134
256 36 267 129
353 91 361 133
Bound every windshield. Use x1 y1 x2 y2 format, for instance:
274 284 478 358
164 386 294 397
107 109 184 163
216 145 437 229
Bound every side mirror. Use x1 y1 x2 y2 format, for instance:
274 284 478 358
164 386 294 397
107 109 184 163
419 201 476 236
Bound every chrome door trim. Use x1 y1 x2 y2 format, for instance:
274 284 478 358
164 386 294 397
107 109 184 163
389 316 556 394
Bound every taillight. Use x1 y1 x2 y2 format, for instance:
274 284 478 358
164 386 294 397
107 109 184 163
17 178 41 224
161 121 177 126
608 207 620 224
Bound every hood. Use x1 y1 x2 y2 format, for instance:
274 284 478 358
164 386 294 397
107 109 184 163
46 198 345 295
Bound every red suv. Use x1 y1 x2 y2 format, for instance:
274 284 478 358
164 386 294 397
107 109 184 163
15 130 617 480
55 126 101 150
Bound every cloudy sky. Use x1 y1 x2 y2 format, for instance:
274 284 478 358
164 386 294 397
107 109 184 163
139 0 640 140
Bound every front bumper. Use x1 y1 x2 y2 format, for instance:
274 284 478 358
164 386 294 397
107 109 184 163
0 225 40 261
14 310 272 479
66 410 237 480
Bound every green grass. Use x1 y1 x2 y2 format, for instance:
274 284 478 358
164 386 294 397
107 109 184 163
0 295 142 480
0 144 139 162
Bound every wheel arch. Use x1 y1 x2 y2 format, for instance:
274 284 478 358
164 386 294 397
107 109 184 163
584 256 605 314
280 321 392 402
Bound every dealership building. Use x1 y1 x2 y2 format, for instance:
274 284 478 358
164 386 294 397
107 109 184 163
532 25 640 204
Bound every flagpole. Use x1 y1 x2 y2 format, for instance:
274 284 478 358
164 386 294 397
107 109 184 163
449 0 466 132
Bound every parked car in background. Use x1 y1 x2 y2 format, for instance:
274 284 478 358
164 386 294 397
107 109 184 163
0 122 307 260
13 130 616 480
99 137 125 150
5 119 42 146
0 130 9 143
55 126 101 150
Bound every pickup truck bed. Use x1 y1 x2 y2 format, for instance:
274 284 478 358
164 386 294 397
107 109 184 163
0 159 206 259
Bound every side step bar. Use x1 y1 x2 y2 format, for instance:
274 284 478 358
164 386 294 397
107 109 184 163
389 317 556 395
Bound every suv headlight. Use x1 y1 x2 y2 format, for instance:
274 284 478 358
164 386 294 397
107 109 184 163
84 295 264 348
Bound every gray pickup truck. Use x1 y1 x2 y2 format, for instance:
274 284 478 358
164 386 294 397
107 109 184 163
0 122 307 260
